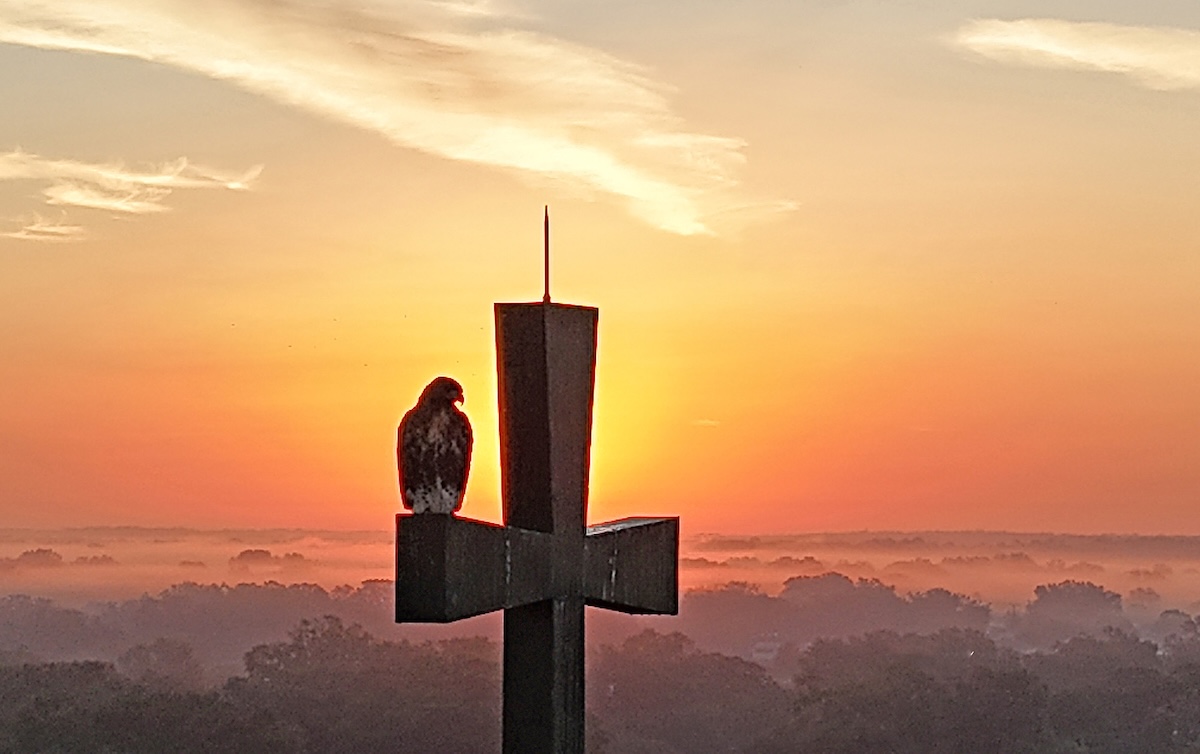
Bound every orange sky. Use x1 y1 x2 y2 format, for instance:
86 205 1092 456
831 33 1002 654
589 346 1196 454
3 1 1200 535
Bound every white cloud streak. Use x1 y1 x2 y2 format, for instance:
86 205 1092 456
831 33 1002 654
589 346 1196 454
0 0 783 235
2 215 86 243
0 151 261 211
0 151 261 239
42 182 171 214
955 18 1200 91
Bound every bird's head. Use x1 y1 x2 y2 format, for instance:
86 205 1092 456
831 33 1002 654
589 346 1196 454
421 376 465 406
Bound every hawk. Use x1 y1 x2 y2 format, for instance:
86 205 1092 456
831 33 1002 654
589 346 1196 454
397 376 473 514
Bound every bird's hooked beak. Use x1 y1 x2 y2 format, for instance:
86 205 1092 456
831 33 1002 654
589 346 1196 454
456 391 465 405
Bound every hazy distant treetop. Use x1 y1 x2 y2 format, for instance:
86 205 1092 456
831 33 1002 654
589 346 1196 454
1011 581 1133 649
1029 581 1122 614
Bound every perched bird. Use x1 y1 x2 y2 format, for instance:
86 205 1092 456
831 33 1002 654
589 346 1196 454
397 376 473 514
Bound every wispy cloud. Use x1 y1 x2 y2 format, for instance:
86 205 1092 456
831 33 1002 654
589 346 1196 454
0 0 785 235
954 18 1200 91
1 215 86 242
0 151 260 214
0 150 261 239
42 182 169 214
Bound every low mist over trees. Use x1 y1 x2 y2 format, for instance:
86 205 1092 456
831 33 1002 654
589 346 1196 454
679 574 990 659
2 575 1196 677
5 572 1200 751
6 620 1200 752
0 580 398 672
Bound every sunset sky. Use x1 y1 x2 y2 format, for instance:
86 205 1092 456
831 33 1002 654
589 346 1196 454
3 0 1200 536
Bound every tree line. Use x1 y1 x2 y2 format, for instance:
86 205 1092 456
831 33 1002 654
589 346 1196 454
6 616 1200 752
3 575 1192 670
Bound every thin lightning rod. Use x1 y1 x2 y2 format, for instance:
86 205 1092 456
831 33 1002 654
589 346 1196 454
542 206 551 304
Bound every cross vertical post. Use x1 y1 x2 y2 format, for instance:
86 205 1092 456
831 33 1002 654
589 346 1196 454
496 302 595 753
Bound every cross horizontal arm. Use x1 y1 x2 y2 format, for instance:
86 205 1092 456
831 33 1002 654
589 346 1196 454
584 517 679 615
395 514 553 622
396 514 679 622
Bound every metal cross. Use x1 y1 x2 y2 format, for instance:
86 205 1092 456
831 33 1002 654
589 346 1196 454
395 302 679 753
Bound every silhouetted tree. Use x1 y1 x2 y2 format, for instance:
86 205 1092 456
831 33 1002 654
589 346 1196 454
1011 581 1133 649
0 661 294 753
1026 629 1159 693
0 595 125 660
228 616 500 753
589 630 790 752
678 582 793 657
117 637 205 692
903 588 990 634
763 631 1048 753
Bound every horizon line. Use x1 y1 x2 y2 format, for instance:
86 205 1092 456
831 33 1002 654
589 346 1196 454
4 525 1200 541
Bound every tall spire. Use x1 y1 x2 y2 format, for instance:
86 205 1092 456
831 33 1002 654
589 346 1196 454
543 206 551 304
